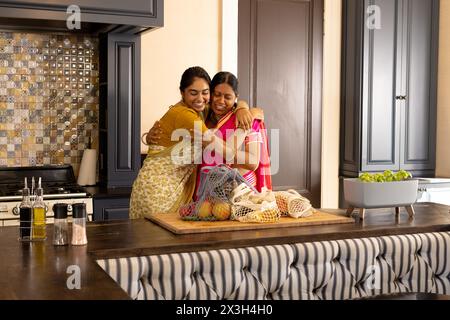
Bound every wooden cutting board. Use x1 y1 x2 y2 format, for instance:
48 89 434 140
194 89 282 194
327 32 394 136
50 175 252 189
145 211 354 234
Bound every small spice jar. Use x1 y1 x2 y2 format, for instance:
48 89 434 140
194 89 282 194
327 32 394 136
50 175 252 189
71 203 88 246
52 203 69 246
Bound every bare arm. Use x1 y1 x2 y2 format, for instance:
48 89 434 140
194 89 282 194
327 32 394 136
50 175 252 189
230 136 261 172
201 128 249 162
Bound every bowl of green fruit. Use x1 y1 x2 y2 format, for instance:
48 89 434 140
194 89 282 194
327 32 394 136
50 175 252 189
344 170 418 219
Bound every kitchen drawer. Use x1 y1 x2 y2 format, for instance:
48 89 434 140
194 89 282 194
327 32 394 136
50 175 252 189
93 197 130 221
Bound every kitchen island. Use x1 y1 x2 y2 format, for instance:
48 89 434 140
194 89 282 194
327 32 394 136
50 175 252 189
1 203 449 300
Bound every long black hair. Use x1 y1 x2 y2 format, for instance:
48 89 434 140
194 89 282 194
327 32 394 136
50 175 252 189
179 66 211 92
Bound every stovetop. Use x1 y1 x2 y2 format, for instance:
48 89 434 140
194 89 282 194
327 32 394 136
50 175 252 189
0 165 90 200
0 184 87 197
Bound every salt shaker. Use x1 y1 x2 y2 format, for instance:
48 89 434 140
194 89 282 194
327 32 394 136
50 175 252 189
53 203 69 246
71 203 88 246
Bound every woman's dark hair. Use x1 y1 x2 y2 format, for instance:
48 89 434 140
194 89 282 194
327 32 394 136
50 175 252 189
210 71 239 96
179 66 211 91
207 72 239 125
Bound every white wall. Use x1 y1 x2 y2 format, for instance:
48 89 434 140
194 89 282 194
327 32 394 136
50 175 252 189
221 0 238 75
321 0 342 208
140 0 222 152
436 0 450 177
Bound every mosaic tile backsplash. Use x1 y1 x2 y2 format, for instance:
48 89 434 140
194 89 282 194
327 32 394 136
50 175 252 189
0 32 99 176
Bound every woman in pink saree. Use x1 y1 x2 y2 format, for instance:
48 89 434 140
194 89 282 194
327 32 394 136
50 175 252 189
197 71 272 194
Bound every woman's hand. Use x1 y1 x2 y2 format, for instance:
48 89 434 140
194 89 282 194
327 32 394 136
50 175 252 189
235 101 264 129
234 100 252 130
145 121 163 145
250 107 264 121
235 108 253 130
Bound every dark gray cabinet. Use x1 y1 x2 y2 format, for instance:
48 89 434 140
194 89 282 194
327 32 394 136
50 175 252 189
0 0 163 32
93 197 130 221
341 0 439 178
99 33 141 188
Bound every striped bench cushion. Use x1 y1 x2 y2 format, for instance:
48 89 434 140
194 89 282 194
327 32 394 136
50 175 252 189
97 231 450 300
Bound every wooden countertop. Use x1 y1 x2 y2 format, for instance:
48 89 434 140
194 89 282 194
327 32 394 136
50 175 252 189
0 229 130 300
1 203 449 299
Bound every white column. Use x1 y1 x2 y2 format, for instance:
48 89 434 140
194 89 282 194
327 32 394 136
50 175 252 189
221 0 239 75
436 1 450 178
321 0 342 208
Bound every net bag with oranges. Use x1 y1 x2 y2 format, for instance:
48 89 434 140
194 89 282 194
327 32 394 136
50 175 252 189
179 165 257 221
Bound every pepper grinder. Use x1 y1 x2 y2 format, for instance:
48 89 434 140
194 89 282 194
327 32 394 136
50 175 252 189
53 203 69 246
71 203 87 246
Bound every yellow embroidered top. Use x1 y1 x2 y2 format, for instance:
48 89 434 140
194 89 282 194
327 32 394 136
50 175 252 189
155 102 209 148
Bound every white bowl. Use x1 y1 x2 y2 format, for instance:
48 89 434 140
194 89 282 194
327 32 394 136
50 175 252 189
344 178 419 209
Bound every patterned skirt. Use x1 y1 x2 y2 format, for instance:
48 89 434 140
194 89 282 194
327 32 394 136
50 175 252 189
129 146 196 219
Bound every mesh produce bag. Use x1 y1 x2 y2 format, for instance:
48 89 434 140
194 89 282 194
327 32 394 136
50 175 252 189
274 189 314 218
230 185 281 223
179 165 257 221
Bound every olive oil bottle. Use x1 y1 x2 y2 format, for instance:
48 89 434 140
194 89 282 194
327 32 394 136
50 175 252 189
32 177 46 241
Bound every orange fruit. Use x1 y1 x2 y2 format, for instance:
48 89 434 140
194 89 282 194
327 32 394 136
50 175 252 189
197 200 212 219
212 202 231 221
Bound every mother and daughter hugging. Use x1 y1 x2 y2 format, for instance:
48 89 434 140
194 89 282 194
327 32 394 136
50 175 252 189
129 66 273 219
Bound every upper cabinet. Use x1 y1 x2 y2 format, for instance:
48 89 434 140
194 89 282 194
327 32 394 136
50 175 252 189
0 0 164 33
340 0 439 178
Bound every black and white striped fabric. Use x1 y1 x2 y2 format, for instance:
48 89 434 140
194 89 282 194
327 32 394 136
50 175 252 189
96 231 450 300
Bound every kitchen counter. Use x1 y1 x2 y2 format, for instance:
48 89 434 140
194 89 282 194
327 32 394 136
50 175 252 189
0 227 130 300
84 186 132 199
417 178 450 206
0 203 449 300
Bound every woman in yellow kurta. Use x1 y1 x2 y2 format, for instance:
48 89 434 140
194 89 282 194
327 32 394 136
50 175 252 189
129 67 252 219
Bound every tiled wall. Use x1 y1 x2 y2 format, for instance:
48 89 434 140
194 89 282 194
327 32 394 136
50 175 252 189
0 32 99 176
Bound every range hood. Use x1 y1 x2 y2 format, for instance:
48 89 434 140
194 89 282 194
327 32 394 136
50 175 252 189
0 0 164 34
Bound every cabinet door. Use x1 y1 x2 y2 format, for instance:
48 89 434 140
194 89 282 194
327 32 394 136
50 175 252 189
93 197 130 221
361 0 402 172
238 0 323 207
398 0 438 173
103 207 129 221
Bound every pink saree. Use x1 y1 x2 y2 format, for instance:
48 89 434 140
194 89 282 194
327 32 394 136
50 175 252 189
196 111 272 195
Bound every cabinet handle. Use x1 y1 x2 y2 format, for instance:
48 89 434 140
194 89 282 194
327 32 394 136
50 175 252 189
395 95 407 100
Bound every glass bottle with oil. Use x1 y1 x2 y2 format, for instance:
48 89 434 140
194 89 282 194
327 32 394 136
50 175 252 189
19 177 32 241
32 177 46 241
